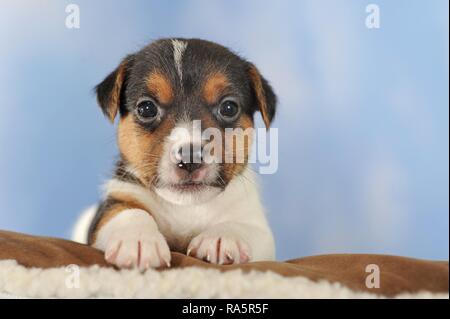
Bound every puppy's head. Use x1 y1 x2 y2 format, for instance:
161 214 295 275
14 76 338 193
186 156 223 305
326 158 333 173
96 38 277 205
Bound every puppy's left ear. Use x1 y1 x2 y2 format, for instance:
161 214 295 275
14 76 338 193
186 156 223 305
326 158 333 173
95 54 134 123
247 64 277 129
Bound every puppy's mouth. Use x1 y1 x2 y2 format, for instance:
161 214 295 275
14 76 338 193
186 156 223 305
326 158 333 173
154 177 225 195
154 160 226 194
169 181 213 193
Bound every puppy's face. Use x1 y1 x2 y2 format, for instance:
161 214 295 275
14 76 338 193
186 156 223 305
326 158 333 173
96 38 276 205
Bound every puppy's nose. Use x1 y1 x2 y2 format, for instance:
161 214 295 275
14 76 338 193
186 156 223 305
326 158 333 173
177 143 203 173
177 161 202 173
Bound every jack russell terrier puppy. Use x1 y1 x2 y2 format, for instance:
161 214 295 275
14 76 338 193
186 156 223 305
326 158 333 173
73 38 277 271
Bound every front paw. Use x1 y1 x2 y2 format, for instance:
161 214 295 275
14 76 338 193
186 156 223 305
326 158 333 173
104 231 171 271
187 232 251 265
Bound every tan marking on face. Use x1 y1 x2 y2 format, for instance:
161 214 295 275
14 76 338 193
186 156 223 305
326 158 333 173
248 65 270 129
221 114 254 183
202 72 230 104
146 71 174 104
118 114 175 186
90 195 150 244
198 107 219 130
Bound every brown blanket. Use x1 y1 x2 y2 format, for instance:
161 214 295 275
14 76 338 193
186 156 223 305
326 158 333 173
0 230 447 297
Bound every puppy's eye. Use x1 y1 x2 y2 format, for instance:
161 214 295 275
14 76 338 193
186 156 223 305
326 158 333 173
136 100 159 121
218 100 240 121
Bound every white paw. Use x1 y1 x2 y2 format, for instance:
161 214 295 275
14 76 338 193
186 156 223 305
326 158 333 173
187 230 251 265
104 230 171 271
94 209 171 271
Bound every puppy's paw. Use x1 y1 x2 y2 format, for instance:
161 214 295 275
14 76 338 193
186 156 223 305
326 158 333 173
94 209 171 271
104 230 171 271
187 230 251 265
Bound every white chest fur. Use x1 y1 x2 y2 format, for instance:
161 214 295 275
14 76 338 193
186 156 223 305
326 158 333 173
103 168 271 252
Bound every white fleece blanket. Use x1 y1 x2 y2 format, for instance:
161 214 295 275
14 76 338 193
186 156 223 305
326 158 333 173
0 260 447 299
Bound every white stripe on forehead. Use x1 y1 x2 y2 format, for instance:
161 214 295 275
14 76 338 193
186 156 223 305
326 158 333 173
171 39 188 83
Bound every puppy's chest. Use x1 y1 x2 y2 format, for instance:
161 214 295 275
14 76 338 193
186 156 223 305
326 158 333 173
151 204 221 252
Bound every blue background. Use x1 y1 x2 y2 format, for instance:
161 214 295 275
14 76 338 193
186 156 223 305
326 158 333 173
0 0 448 260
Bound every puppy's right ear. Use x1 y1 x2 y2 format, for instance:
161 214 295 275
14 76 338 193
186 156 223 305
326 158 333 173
95 55 134 123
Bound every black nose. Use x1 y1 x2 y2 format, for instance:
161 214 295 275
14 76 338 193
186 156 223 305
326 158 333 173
177 161 202 173
177 143 203 173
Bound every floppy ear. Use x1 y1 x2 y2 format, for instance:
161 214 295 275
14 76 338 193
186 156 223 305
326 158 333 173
247 64 277 129
95 55 134 123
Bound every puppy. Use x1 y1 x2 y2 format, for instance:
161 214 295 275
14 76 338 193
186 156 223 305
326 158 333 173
73 38 277 270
